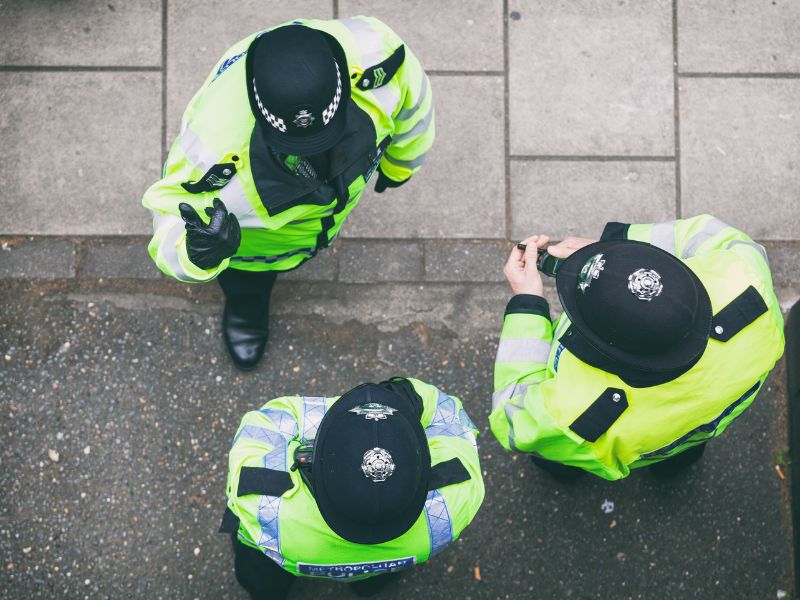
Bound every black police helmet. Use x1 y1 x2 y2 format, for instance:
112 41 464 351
311 383 431 544
245 24 350 156
556 240 712 386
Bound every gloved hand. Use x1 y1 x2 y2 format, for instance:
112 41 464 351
373 168 408 194
178 198 241 269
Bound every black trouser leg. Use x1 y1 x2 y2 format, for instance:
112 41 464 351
217 269 278 370
649 442 707 479
530 455 586 482
231 536 295 600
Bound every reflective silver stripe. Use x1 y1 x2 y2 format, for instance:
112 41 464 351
340 17 383 65
681 217 730 259
650 220 676 256
372 85 400 116
256 494 284 567
156 218 207 283
423 489 453 558
392 104 434 143
426 390 477 449
504 400 525 452
176 124 258 226
495 338 552 364
727 239 769 266
396 75 429 122
301 396 327 440
492 382 530 411
382 150 428 170
259 408 299 441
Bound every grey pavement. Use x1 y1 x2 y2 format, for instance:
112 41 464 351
1 1 800 599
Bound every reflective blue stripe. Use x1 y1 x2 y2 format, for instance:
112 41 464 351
424 490 453 558
256 494 284 567
302 396 327 440
259 408 299 441
426 391 477 451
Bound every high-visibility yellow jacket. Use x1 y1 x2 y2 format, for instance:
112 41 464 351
142 17 434 282
222 378 484 580
490 215 785 480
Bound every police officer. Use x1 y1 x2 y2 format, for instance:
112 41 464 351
142 17 434 370
220 378 484 598
490 214 785 480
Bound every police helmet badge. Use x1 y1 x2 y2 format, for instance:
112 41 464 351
628 268 663 301
293 109 315 128
349 403 397 421
578 253 606 293
361 447 395 482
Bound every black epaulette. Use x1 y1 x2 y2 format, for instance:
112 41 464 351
354 45 406 91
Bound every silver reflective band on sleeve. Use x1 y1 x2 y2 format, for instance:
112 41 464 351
649 220 677 256
382 150 428 170
495 338 552 364
371 85 400 117
392 104 434 144
681 217 730 259
396 75 429 122
727 239 769 266
423 489 453 558
301 396 327 440
154 217 207 283
504 400 525 452
492 382 530 411
233 425 291 471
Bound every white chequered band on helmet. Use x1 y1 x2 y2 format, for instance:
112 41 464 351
321 60 342 125
252 78 287 133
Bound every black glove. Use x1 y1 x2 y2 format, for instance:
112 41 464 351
373 168 408 194
178 198 241 269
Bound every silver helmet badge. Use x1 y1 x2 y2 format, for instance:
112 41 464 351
628 268 663 301
349 403 397 421
293 109 315 128
578 253 606 293
361 447 395 483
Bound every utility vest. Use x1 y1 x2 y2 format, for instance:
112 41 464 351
222 379 485 580
144 17 428 281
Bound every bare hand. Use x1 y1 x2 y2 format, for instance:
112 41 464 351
545 236 597 259
503 235 549 297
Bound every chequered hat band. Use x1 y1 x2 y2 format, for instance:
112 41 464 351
252 78 287 133
322 60 342 125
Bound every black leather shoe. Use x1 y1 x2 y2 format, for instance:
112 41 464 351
222 299 269 371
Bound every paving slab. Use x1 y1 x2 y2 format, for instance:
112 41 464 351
424 241 507 283
678 0 800 73
338 0 504 72
0 281 793 598
510 160 676 241
680 78 800 240
339 240 423 283
0 72 160 236
0 238 75 279
0 1 161 66
763 243 800 313
343 75 505 239
166 0 332 138
509 0 674 156
81 239 162 280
